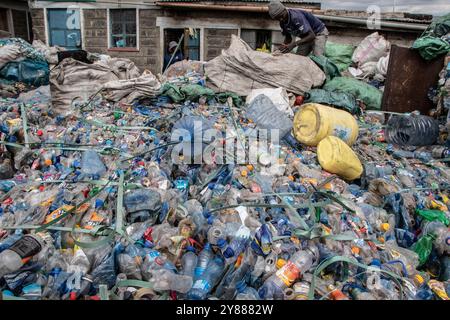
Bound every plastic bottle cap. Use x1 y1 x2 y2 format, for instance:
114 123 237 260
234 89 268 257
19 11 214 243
44 159 52 166
246 164 254 171
223 247 234 259
414 274 424 285
241 170 248 177
370 259 381 268
185 245 195 253
37 130 43 136
276 258 287 269
351 247 360 255
216 238 227 248
380 223 390 232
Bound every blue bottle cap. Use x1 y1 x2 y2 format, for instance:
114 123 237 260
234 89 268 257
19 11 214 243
185 245 196 253
235 280 247 293
95 199 104 209
216 238 227 248
223 247 234 259
203 243 211 251
370 259 382 268
207 215 215 225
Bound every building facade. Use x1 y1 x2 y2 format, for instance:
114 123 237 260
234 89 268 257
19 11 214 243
28 1 429 75
1 0 33 41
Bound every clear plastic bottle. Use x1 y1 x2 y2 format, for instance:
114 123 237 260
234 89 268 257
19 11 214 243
188 256 225 300
149 268 193 293
0 229 23 252
235 280 260 300
194 243 213 279
422 221 449 255
259 247 318 299
66 248 91 291
0 233 45 277
181 246 198 278
81 150 106 177
349 287 377 300
223 226 251 259
207 223 226 246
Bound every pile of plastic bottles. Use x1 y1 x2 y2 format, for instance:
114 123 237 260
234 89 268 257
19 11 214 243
0 80 449 301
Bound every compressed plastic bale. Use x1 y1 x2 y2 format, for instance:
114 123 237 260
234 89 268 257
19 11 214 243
323 76 382 110
317 136 363 181
293 103 359 147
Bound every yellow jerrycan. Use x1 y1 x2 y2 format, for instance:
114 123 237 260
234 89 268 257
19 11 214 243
293 103 359 146
317 136 363 181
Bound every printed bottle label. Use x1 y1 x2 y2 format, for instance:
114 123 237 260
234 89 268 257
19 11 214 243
276 261 301 287
192 279 211 291
8 235 42 259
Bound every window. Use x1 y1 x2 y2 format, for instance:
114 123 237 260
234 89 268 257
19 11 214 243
47 8 82 49
109 9 137 49
241 29 272 52
163 28 201 70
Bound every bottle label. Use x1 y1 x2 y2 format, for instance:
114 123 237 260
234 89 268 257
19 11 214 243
192 280 211 291
83 211 105 230
194 267 206 277
276 261 301 287
8 235 42 259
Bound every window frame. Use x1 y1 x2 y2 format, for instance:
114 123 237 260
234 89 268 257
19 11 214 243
107 8 139 52
44 7 84 50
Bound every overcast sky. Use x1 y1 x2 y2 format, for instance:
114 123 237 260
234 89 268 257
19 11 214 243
320 0 450 15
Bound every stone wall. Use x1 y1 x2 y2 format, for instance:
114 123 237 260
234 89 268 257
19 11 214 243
30 8 45 42
204 28 238 61
83 9 161 74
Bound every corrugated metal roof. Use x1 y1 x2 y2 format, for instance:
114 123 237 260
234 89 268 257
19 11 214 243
158 1 318 3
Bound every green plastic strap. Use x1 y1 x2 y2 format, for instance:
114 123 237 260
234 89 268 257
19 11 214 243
116 172 125 234
0 141 25 149
314 191 356 213
35 179 113 232
308 255 405 300
275 193 310 231
1 225 109 235
72 227 116 249
207 200 331 214
20 103 30 145
99 284 109 300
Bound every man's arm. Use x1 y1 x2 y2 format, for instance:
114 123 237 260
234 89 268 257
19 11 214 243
294 30 316 46
280 30 316 53
284 33 292 45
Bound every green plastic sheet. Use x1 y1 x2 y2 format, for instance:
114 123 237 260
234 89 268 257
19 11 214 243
305 88 361 115
411 234 435 266
416 209 450 226
323 76 382 110
325 42 355 72
412 36 450 61
310 55 341 81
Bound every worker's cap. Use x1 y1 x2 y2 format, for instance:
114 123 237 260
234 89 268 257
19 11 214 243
268 0 286 19
168 41 178 50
